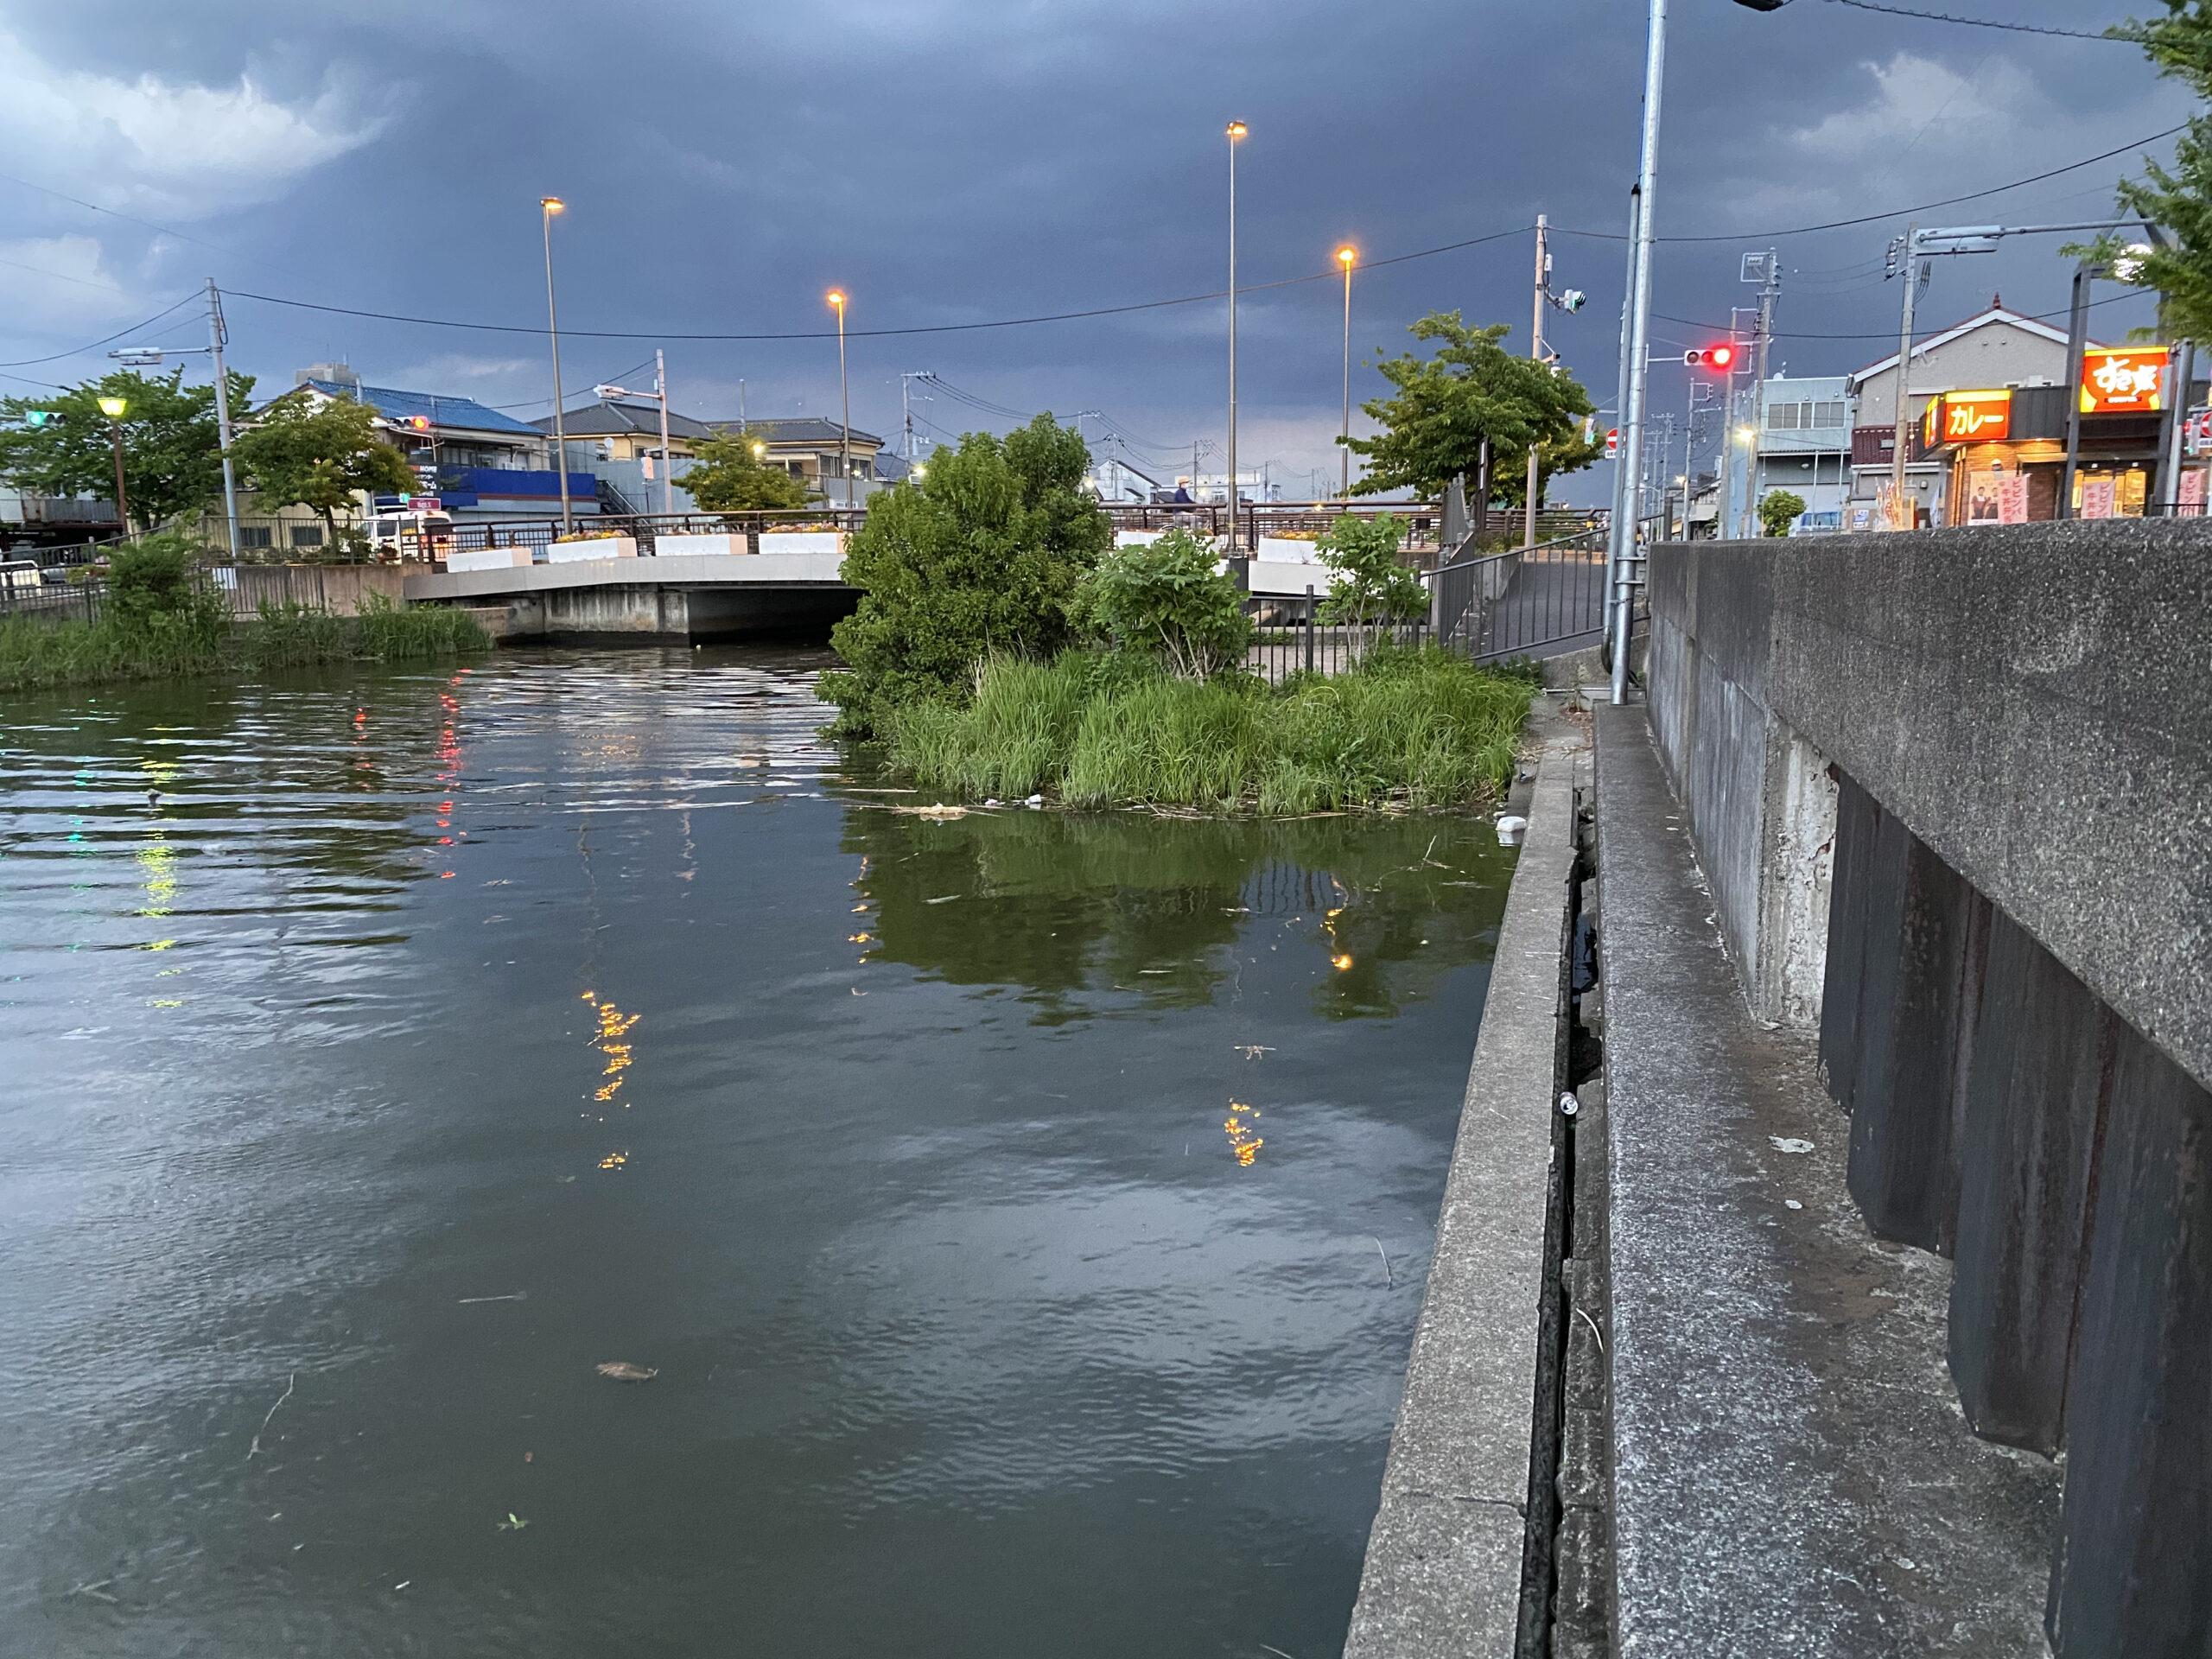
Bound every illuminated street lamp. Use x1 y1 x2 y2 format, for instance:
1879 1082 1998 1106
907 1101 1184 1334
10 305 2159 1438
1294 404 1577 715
827 290 851 509
97 395 129 530
540 197 573 534
1337 245 1357 499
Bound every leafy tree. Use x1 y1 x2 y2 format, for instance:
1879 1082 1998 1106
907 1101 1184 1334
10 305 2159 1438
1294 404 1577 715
1758 490 1808 538
0 368 251 532
232 390 415 551
682 428 814 511
819 412 1110 735
1315 512 1427 631
2066 4 2212 336
1344 313 1598 505
1079 527 1253 679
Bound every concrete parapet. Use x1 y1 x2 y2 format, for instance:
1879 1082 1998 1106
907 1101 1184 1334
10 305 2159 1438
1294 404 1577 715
1644 524 2212 1656
1649 520 2211 1093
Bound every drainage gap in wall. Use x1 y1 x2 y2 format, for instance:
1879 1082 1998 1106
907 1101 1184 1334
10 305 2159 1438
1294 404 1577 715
1516 789 1614 1659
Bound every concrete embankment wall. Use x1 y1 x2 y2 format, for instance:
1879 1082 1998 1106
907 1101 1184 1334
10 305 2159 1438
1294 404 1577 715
1644 522 2212 1657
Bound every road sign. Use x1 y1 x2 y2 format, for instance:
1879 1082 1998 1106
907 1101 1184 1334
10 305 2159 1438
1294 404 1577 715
407 495 442 513
2185 406 2212 459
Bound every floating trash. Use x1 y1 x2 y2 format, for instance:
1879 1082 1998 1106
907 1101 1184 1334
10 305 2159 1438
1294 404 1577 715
595 1362 658 1382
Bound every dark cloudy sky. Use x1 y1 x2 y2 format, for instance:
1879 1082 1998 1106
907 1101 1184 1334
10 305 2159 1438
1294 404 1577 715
0 0 2188 502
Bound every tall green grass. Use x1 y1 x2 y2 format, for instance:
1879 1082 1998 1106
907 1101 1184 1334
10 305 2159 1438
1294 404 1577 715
0 600 492 694
885 645 1534 815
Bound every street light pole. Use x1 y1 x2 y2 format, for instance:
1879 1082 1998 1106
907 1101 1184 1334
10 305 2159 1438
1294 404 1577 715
540 198 573 536
1226 121 1246 548
97 396 130 531
828 290 850 510
1611 0 1668 708
1338 245 1357 499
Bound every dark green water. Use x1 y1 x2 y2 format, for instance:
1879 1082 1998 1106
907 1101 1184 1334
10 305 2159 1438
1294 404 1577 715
0 646 1516 1659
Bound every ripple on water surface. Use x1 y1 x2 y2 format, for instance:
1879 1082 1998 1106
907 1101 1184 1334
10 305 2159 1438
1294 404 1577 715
0 645 1516 1658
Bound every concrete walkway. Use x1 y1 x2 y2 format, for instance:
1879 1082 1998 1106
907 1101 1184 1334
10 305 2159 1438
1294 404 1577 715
1596 702 2060 1656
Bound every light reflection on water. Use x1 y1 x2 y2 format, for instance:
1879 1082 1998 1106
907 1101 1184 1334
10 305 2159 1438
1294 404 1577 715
0 645 1516 1657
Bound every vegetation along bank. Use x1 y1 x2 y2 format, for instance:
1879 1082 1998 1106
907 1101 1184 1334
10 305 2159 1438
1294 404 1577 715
0 538 488 695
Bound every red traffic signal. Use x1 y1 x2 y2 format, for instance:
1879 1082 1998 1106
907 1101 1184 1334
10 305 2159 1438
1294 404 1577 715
1684 345 1736 371
406 415 432 430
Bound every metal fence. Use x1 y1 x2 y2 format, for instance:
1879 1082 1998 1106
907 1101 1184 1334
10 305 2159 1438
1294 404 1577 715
0 579 103 625
1242 594 1436 683
1431 528 1612 663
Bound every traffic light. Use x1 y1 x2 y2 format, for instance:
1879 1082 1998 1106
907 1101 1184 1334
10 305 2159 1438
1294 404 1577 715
22 410 58 428
406 415 431 431
1684 345 1736 371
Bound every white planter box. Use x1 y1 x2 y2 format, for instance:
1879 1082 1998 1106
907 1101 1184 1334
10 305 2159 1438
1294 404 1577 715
445 547 534 573
1115 529 1166 547
654 533 747 557
1255 536 1325 563
546 535 638 563
1246 560 1342 597
758 531 845 556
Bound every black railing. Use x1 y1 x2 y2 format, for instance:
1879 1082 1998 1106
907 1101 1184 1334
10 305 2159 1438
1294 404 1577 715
1241 592 1433 683
1429 528 1611 663
0 580 103 624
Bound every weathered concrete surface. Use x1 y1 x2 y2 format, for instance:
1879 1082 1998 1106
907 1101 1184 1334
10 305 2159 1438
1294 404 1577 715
1599 701 2059 1656
1343 703 1586 1659
1648 522 2212 1093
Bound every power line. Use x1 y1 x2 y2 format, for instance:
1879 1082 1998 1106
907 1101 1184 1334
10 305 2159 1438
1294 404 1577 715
1818 0 2120 41
221 228 1535 345
0 170 222 249
1560 123 2187 245
1655 284 2152 342
0 292 200 367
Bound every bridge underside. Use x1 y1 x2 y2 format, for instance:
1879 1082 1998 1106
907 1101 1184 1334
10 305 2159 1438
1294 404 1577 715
402 555 860 643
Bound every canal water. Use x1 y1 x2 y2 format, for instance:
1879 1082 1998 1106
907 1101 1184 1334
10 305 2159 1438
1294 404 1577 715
0 646 1517 1658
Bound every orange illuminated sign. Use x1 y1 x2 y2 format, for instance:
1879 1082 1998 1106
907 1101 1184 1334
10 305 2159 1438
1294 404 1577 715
1940 390 2012 444
2081 348 2169 415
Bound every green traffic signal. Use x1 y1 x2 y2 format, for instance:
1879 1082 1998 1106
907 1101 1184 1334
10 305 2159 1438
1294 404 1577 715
22 410 58 428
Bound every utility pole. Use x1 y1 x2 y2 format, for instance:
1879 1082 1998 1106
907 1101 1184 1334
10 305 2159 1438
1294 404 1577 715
206 279 242 557
1714 315 1742 543
1742 251 1781 541
2060 259 2094 520
655 349 673 516
1889 223 1923 531
1607 184 1640 635
1527 214 1549 550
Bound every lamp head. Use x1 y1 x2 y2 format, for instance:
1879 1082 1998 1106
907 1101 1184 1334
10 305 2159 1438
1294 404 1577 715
1225 121 1247 139
97 396 129 419
827 289 847 310
752 442 766 457
540 197 564 213
1337 245 1357 268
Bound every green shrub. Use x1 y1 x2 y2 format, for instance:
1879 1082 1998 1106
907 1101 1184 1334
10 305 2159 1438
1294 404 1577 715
819 414 1110 736
1077 527 1253 679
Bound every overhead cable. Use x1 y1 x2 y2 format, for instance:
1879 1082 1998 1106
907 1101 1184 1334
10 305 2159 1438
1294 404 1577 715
1819 0 2120 41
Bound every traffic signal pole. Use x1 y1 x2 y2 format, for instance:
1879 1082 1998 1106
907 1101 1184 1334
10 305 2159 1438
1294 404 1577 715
1612 0 1667 708
1890 223 1922 530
